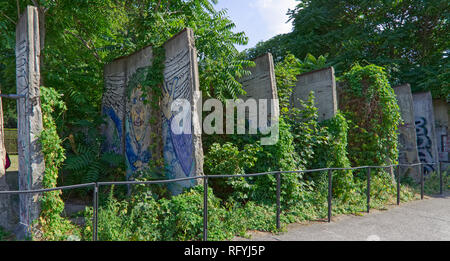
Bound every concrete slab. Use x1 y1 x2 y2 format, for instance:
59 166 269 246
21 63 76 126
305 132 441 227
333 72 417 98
393 84 420 180
15 6 45 237
291 67 337 122
413 92 440 175
101 28 203 195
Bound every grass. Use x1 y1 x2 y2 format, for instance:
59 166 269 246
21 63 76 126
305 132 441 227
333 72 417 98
424 170 449 195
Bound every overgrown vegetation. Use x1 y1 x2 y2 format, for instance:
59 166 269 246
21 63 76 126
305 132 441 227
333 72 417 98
246 0 449 100
423 170 449 195
39 50 421 241
0 1 440 241
37 86 80 241
339 64 402 168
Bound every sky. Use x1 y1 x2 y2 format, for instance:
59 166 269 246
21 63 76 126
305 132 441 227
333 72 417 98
214 0 298 52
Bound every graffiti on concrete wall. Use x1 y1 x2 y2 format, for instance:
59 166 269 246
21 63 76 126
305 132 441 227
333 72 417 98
15 39 31 231
101 28 202 193
415 117 435 174
125 68 152 178
162 48 195 185
16 41 28 91
102 74 126 154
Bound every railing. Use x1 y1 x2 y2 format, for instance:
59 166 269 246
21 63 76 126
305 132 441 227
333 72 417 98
0 162 447 241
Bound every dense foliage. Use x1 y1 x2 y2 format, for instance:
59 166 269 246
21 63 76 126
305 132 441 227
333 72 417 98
0 0 255 192
0 0 253 126
0 1 429 241
37 86 80 241
339 64 402 168
246 0 449 100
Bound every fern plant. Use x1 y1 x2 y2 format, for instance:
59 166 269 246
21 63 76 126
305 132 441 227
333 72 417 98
298 53 329 73
64 145 125 184
61 130 126 199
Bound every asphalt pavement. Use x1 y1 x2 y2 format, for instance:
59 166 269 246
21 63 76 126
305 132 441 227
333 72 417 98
236 192 450 241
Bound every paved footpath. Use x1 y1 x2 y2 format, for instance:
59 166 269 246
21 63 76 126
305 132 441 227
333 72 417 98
236 193 450 241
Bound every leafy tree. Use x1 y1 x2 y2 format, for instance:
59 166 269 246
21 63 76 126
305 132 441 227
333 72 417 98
0 0 255 187
245 33 291 64
0 0 253 130
246 0 449 99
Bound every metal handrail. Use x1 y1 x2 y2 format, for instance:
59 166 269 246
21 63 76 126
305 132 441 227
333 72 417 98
0 162 445 241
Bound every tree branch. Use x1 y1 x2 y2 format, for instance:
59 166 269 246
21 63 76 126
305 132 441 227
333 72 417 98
1 11 16 25
64 29 102 63
16 0 20 19
155 0 162 12
31 0 49 14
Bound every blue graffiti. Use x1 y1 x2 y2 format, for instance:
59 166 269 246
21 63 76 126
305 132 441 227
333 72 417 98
162 65 194 179
170 123 193 177
163 117 194 178
125 133 151 175
415 117 435 174
103 107 123 154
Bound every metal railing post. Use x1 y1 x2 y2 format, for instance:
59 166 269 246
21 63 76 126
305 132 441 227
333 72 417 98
439 161 443 195
367 167 371 213
397 165 401 205
203 176 208 241
93 183 98 241
420 164 424 200
328 169 332 223
0 162 437 241
276 172 281 230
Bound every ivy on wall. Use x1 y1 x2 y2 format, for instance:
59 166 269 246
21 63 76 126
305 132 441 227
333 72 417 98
339 64 402 168
143 45 166 170
37 86 80 240
77 57 412 241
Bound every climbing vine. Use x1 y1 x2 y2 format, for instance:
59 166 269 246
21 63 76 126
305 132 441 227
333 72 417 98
77 56 416 241
143 45 166 171
37 86 80 240
339 64 401 167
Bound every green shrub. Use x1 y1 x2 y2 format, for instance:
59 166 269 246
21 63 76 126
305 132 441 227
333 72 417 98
83 186 161 241
83 185 239 241
286 92 328 170
0 226 12 241
339 64 401 167
317 114 357 201
204 142 259 201
424 169 449 195
37 86 80 241
230 118 305 207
